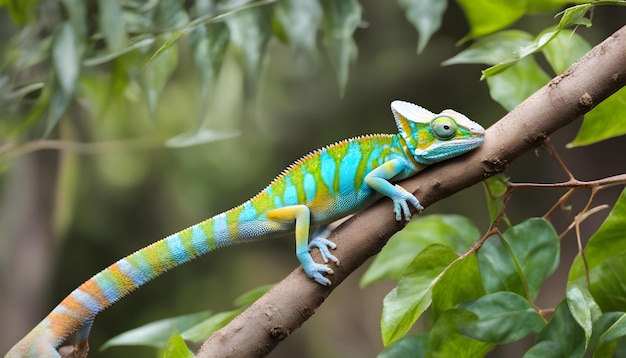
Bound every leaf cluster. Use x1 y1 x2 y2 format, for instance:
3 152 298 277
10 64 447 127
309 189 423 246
366 181 626 356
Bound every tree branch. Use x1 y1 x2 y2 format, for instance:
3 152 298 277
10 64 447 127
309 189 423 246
198 25 626 357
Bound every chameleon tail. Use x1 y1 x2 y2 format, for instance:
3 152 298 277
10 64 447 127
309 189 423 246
5 212 236 357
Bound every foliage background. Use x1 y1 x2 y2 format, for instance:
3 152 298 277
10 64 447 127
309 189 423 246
0 1 625 357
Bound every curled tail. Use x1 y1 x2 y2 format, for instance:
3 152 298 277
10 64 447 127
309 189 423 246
6 213 237 357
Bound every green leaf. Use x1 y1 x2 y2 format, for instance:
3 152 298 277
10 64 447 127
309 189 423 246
455 0 527 39
566 283 602 349
154 0 189 30
188 19 229 127
458 292 545 344
428 309 494 357
163 332 194 358
526 0 585 13
274 0 322 52
486 56 550 111
478 218 559 300
601 313 626 344
432 253 485 319
523 300 585 358
590 312 624 357
181 310 241 343
232 283 274 307
482 174 509 225
361 215 479 286
381 244 458 346
60 0 87 39
569 188 626 311
47 20 84 136
98 0 127 52
443 30 533 66
542 29 591 75
140 42 179 118
83 36 155 67
377 334 427 358
221 0 272 80
100 310 213 351
567 87 626 147
398 0 447 53
4 0 40 25
321 0 361 95
582 254 626 312
52 23 81 98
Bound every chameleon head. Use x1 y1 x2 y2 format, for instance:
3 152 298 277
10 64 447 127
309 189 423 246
391 100 485 165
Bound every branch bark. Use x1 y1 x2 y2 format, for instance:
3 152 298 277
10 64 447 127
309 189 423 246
198 25 626 357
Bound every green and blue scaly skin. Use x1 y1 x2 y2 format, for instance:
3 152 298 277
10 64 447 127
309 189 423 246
6 101 484 357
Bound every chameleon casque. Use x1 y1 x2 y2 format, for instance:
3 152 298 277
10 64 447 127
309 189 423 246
6 100 485 357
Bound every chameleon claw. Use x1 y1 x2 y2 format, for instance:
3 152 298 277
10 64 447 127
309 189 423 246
391 185 423 221
308 237 339 264
298 252 334 286
308 264 333 286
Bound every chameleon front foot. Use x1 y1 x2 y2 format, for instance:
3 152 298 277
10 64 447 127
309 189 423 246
297 252 334 286
392 184 423 221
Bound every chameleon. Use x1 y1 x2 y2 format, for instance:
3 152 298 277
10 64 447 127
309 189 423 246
6 100 485 357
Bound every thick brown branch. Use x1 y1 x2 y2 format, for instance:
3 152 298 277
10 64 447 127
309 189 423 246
198 25 626 357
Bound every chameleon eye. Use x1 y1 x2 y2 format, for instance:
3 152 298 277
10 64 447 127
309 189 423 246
431 116 457 140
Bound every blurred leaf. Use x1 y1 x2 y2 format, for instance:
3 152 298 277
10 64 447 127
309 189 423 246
526 0 585 13
98 0 127 52
189 19 230 126
147 30 186 70
486 56 550 111
83 36 156 67
455 0 526 40
165 130 240 148
163 332 194 358
52 23 81 97
47 21 84 136
432 253 485 319
181 310 241 343
569 188 626 287
443 30 533 66
321 0 361 95
101 310 213 351
275 0 322 52
566 283 602 349
155 0 190 29
232 283 274 307
523 300 585 358
4 0 40 25
482 174 509 225
180 283 272 343
478 218 559 300
222 0 272 81
458 292 545 344
542 29 591 75
381 244 458 346
140 43 179 118
376 334 427 358
567 87 626 147
361 215 479 286
398 0 447 54
428 309 494 357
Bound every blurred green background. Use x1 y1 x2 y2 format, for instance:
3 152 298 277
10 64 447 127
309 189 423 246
1 1 625 357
